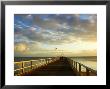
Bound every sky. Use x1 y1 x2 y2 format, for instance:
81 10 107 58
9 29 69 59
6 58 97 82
14 14 97 57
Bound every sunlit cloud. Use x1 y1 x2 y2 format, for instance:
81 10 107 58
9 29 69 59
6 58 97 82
14 14 97 57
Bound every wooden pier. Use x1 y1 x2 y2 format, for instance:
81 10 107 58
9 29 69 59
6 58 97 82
14 57 97 76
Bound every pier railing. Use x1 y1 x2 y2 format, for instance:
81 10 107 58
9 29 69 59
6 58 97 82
14 57 97 76
68 59 97 76
14 58 59 76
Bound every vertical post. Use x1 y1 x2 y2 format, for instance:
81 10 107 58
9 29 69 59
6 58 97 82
30 61 33 69
36 60 38 68
74 61 75 69
72 60 74 68
86 68 89 76
76 62 77 71
21 61 24 74
79 63 81 75
46 59 47 64
47 59 48 64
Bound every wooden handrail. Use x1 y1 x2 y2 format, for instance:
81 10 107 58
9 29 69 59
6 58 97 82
68 59 97 76
14 57 59 75
14 57 97 76
77 62 96 74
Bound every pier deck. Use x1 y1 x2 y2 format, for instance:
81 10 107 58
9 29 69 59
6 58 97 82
22 57 76 76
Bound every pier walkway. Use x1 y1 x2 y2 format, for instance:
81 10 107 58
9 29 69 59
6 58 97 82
22 57 76 76
14 57 97 76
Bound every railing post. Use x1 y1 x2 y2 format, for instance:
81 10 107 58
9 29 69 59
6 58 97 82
21 62 24 74
79 63 81 75
76 62 77 71
30 61 33 69
74 61 75 69
72 60 74 68
86 68 89 76
46 59 48 65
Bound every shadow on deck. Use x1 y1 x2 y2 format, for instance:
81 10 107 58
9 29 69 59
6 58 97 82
22 57 76 76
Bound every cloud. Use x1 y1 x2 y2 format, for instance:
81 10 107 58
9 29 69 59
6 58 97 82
14 14 97 57
14 43 29 52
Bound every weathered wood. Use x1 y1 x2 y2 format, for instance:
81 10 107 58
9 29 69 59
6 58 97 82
22 57 76 76
74 61 75 68
75 62 77 71
21 62 24 74
14 57 97 76
30 61 33 69
79 63 81 75
86 68 90 76
72 60 97 76
74 61 76 68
